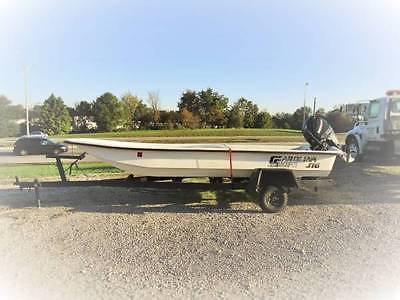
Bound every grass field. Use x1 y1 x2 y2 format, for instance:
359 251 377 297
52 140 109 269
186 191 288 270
0 162 122 180
55 128 301 139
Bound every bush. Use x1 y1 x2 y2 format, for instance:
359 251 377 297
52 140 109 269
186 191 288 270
0 120 19 138
325 111 353 133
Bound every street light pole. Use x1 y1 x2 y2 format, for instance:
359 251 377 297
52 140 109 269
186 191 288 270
313 96 317 116
302 82 309 126
23 66 30 136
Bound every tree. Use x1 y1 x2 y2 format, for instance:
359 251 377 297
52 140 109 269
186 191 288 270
7 104 25 120
0 95 11 109
0 95 23 137
197 88 229 127
74 101 94 132
228 97 259 128
243 101 259 128
227 104 244 128
39 94 72 135
159 110 179 129
255 111 272 128
27 105 43 132
272 113 291 129
289 106 312 130
67 106 76 119
132 100 152 129
208 105 227 127
178 88 228 127
180 108 200 129
30 105 42 120
325 110 353 133
147 91 161 124
93 92 123 132
120 93 141 130
178 90 201 115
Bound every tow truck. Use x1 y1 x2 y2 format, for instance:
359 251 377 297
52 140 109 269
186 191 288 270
345 90 400 160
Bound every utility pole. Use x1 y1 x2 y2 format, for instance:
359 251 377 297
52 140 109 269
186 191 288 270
302 82 309 126
313 96 317 116
23 66 30 136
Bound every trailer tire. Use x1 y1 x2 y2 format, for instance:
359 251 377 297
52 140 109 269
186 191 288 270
258 185 288 213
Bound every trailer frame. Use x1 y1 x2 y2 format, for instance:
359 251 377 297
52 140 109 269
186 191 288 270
14 153 330 213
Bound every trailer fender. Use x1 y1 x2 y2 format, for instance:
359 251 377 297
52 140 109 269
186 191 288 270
246 169 298 196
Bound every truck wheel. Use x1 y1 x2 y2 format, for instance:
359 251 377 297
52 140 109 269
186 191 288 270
346 137 362 161
258 185 288 213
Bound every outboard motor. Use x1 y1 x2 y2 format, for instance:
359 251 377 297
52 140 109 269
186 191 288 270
303 116 340 151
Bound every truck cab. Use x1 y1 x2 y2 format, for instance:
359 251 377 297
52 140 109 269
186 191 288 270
345 90 400 159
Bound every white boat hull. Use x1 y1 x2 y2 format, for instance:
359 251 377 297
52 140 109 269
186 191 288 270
65 139 339 179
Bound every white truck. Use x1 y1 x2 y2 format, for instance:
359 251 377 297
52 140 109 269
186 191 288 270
345 90 400 160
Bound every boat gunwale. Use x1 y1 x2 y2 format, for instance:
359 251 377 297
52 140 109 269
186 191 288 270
65 140 341 156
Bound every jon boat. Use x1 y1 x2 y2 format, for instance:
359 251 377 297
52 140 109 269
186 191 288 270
64 138 342 179
15 118 350 213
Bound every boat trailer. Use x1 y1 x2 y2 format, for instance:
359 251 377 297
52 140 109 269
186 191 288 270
14 153 329 213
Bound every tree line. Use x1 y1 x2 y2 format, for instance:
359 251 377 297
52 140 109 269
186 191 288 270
0 88 354 137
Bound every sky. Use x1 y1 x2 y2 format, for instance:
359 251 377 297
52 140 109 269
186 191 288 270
0 0 399 113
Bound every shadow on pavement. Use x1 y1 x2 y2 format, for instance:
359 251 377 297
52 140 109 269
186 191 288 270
0 186 264 214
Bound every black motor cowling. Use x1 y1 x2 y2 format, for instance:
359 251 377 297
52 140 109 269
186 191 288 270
303 116 340 150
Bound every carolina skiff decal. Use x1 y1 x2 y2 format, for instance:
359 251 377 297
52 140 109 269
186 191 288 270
269 155 320 168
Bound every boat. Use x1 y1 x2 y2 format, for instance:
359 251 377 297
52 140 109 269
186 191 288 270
64 138 343 179
21 118 348 213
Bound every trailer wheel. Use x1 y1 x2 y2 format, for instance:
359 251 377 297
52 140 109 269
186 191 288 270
258 185 288 213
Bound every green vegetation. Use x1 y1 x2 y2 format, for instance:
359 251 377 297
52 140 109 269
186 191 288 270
0 162 122 180
0 95 25 138
93 92 124 132
2 86 354 138
55 128 301 138
39 94 72 135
